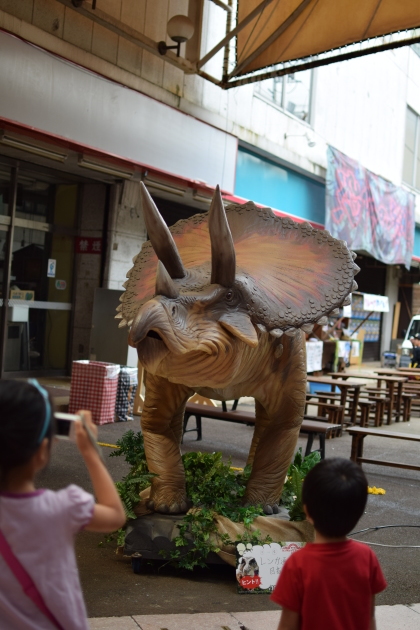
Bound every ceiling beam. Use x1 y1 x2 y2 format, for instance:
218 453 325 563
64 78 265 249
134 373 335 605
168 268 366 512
197 0 276 69
56 0 196 74
226 0 313 80
210 0 232 11
223 31 420 88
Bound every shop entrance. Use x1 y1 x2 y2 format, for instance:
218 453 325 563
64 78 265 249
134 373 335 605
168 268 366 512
0 160 79 376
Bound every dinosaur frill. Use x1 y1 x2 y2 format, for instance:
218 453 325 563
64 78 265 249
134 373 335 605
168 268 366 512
117 185 359 334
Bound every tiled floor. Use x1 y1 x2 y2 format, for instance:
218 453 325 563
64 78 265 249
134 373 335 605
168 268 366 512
89 604 420 629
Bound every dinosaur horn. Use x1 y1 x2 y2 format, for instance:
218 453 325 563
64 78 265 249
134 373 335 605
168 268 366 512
155 261 179 299
209 185 236 287
140 182 185 279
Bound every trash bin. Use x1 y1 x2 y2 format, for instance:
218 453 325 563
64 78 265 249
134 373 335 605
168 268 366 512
115 366 138 422
69 361 120 425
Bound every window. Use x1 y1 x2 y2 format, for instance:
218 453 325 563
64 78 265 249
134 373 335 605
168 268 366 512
403 107 420 190
254 70 312 122
412 43 420 58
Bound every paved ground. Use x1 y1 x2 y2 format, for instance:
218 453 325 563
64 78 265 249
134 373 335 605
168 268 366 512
37 366 420 621
88 604 420 629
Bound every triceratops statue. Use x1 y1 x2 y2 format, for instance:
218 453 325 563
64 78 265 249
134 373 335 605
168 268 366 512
117 183 358 515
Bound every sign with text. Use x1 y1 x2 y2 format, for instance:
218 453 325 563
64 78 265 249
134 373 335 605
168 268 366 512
47 259 56 278
236 542 304 594
306 341 323 373
75 237 103 255
363 293 389 313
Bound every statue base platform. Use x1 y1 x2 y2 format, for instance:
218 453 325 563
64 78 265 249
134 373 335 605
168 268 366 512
125 503 313 572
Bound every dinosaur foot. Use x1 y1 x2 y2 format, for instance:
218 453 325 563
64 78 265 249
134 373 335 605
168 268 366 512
146 496 191 515
244 501 280 516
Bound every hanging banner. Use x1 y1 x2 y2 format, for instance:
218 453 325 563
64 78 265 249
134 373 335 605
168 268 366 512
326 147 415 270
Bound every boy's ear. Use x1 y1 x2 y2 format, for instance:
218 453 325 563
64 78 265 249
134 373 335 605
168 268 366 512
303 504 314 525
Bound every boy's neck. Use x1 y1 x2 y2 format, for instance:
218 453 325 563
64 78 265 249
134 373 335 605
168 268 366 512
314 530 347 544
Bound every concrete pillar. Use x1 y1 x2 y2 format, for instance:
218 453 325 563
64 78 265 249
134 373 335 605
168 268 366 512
103 181 147 291
380 264 400 356
71 183 107 362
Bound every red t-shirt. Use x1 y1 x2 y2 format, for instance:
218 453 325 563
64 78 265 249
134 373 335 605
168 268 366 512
270 539 386 630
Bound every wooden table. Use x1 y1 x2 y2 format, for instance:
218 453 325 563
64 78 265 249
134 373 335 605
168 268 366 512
329 372 407 423
307 376 364 425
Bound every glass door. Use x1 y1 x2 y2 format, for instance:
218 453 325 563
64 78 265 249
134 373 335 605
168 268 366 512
1 160 78 375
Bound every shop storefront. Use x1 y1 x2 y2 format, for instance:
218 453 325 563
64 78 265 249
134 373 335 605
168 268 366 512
0 29 237 377
0 158 107 376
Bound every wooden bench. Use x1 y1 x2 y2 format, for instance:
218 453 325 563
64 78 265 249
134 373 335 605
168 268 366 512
183 403 341 459
348 426 420 471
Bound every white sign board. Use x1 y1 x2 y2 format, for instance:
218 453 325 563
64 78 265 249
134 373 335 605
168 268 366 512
343 304 352 318
306 341 323 372
0 31 237 192
47 259 56 278
363 293 389 312
236 542 304 594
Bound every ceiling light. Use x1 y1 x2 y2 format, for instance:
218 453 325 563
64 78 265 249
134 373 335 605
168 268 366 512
0 132 68 162
144 178 186 196
78 157 133 179
158 15 194 57
192 190 212 204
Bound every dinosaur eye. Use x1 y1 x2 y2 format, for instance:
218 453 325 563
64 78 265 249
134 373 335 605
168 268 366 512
172 305 176 316
225 290 234 301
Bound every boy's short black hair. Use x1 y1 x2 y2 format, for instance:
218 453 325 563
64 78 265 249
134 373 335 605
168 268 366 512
302 458 368 538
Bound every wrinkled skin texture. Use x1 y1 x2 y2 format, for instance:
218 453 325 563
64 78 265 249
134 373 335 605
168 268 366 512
121 184 358 515
130 285 307 515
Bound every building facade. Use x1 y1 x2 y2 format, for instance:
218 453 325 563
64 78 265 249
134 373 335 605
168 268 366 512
0 0 419 376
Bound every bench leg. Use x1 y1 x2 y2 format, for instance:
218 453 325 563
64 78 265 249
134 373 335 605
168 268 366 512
231 399 239 411
182 412 202 441
304 433 314 457
350 435 365 464
319 434 326 459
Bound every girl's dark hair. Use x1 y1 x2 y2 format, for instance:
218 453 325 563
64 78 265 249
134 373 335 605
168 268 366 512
0 380 54 484
302 457 368 538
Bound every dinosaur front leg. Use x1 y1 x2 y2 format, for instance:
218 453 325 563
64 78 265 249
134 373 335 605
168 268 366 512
141 372 192 514
245 340 307 513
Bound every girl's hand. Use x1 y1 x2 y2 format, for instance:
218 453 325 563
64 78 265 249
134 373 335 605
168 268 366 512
75 410 98 457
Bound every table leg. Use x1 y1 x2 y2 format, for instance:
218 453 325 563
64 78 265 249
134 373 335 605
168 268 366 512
387 383 395 424
351 388 360 425
395 383 403 422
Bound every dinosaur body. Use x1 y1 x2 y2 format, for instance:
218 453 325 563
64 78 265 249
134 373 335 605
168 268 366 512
118 184 358 514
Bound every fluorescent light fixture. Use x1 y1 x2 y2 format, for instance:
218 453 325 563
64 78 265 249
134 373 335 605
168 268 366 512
78 157 133 179
0 132 68 162
192 191 212 204
144 178 186 196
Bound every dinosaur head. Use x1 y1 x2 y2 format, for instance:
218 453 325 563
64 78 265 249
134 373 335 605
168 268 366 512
127 186 258 383
119 183 360 385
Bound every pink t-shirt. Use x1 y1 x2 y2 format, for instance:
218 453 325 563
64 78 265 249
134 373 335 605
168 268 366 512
0 485 95 630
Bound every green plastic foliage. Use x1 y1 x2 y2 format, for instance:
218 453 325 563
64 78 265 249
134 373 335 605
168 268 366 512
280 448 321 521
109 433 319 568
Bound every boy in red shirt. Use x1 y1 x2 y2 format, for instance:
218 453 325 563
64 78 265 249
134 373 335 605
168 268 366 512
271 458 386 630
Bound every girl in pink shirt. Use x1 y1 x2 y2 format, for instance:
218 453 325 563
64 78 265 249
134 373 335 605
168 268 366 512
0 379 126 630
